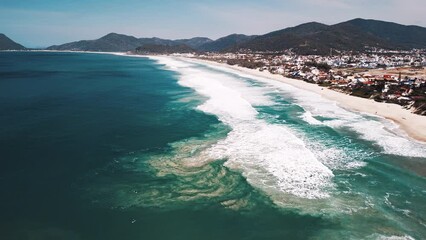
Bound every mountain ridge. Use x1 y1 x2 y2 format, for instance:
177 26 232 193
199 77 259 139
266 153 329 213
237 18 426 54
0 34 26 50
45 18 426 54
47 33 176 52
198 34 257 52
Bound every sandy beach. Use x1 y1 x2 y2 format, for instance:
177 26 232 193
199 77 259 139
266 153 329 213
186 57 426 143
45 51 426 143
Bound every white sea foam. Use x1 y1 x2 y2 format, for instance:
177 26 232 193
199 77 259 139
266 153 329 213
301 111 323 125
368 234 415 240
191 60 426 158
151 56 335 199
209 122 334 199
292 93 426 158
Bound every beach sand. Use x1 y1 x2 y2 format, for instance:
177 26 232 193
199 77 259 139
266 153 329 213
186 58 426 143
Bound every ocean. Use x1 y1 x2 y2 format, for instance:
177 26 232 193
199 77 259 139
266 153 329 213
0 51 425 240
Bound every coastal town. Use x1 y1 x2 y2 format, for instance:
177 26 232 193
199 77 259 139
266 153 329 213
194 49 426 115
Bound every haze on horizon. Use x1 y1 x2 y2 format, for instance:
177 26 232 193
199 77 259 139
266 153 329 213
1 0 426 48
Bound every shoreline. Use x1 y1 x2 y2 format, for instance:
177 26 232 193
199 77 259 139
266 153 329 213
184 57 426 143
13 50 426 143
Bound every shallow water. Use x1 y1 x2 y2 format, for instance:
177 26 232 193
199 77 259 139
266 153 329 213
0 52 424 239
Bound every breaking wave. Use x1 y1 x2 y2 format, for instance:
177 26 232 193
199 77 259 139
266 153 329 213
150 56 338 200
192 60 426 158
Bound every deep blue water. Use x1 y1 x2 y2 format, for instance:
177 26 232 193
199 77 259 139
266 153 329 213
0 52 222 239
0 52 425 240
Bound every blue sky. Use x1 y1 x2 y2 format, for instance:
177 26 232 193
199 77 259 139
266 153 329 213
1 0 425 47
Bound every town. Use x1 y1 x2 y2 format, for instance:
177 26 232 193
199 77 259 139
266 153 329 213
194 49 426 115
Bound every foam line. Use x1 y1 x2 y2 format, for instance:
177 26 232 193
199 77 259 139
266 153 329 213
184 58 426 158
150 56 334 199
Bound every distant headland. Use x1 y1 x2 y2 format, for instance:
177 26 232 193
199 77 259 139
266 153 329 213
3 18 426 54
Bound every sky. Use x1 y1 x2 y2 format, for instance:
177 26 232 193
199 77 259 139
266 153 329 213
1 0 426 48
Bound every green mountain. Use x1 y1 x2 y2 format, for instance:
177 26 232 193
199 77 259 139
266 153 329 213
341 18 426 49
174 37 213 49
135 44 195 54
47 33 211 52
47 33 176 52
0 34 26 50
238 19 426 54
45 19 426 54
198 34 257 52
235 22 331 53
265 22 329 37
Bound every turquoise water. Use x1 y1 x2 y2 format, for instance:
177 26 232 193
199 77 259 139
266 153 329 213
0 52 425 239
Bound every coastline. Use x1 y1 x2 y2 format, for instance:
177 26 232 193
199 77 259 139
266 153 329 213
20 50 426 143
184 57 426 143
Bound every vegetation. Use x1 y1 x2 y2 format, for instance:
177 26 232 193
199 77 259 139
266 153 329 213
198 34 256 52
135 44 195 54
412 99 426 115
46 19 426 55
305 61 331 72
236 19 426 55
226 59 265 69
